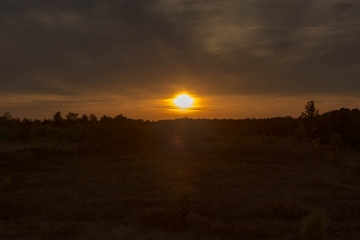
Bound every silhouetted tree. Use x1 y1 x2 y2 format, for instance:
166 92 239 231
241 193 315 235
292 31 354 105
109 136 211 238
42 118 52 125
3 112 12 121
100 115 112 122
80 114 89 122
115 114 127 121
350 110 360 148
53 111 63 127
66 112 78 122
297 101 320 140
300 101 319 119
19 118 33 140
89 114 98 122
21 118 33 124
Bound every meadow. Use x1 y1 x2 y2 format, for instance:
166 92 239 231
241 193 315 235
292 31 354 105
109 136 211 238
1 137 360 240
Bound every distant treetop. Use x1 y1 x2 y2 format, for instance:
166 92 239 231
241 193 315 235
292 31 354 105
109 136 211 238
300 101 319 119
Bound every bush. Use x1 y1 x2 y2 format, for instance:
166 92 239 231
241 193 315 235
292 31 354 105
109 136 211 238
301 208 329 240
330 134 344 149
172 184 196 231
0 176 11 190
44 127 63 140
0 127 18 141
327 151 337 163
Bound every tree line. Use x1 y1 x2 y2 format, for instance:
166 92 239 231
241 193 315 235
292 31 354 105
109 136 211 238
0 101 359 150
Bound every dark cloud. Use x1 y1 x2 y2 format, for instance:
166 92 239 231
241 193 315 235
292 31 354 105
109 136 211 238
332 2 354 14
1 0 360 101
254 0 313 27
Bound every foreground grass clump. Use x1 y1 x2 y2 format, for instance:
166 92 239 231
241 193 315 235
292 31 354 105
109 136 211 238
301 208 329 240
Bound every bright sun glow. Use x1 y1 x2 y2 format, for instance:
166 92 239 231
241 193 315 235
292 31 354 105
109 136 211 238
174 94 194 109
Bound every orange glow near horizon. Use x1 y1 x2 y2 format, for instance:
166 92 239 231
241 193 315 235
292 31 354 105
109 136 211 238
171 92 199 110
2 92 360 121
162 92 200 115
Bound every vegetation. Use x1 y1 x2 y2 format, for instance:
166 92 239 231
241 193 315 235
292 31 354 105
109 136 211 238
301 208 329 240
0 102 359 150
1 101 360 239
172 184 196 231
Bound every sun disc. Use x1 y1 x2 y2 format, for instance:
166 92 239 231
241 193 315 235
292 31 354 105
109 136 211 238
174 94 194 109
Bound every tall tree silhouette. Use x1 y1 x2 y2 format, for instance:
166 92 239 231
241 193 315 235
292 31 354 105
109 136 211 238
66 112 78 122
53 111 63 127
300 101 319 119
297 101 320 140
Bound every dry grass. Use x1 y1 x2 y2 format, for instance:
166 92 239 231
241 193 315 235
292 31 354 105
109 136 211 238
1 140 360 239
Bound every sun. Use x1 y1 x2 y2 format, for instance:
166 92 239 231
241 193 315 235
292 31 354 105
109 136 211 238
174 94 194 109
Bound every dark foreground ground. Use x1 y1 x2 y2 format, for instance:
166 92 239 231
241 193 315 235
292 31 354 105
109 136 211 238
1 140 360 239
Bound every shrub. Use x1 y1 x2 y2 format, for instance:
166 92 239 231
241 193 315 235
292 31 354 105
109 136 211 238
327 151 337 163
301 208 329 240
330 134 344 148
172 184 196 231
0 127 18 141
0 176 11 190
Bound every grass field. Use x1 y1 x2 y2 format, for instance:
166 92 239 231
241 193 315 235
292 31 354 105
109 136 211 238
1 139 360 239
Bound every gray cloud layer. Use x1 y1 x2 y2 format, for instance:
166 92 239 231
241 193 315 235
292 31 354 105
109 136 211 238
1 0 360 99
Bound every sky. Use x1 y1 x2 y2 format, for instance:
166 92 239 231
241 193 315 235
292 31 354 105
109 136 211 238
1 0 360 120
